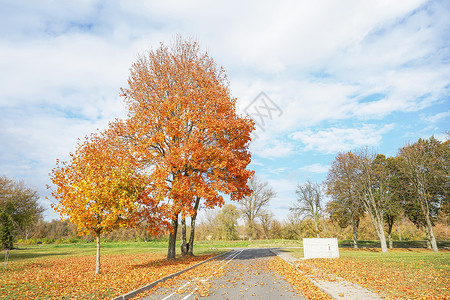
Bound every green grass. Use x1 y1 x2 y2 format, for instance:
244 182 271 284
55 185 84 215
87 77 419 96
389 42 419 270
192 239 302 248
3 238 448 265
0 239 303 264
339 239 450 248
342 248 450 272
284 247 450 272
1 241 225 263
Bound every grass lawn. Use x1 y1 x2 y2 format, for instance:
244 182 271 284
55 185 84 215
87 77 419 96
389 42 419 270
284 247 450 299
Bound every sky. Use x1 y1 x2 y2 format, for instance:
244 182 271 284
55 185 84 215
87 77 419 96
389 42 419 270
1 0 449 223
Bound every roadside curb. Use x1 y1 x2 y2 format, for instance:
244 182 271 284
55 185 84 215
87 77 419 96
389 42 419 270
112 250 232 300
270 248 382 300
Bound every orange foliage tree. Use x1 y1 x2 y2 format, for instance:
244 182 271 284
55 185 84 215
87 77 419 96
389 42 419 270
119 37 254 259
49 128 160 274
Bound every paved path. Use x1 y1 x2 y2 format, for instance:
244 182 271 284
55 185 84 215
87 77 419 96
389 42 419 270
273 249 382 300
141 248 306 299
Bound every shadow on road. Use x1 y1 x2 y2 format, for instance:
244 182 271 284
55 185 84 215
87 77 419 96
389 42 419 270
214 248 276 261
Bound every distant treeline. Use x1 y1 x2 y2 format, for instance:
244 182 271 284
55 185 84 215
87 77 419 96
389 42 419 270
14 212 448 245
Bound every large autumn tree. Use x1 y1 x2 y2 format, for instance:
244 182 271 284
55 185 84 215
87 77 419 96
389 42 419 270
49 129 156 274
119 37 254 259
397 136 449 252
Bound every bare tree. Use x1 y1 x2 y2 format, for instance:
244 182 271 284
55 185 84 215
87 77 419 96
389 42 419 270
239 176 276 240
258 210 274 239
290 180 323 238
355 148 389 253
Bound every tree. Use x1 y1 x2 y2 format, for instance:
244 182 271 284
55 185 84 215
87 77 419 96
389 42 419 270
49 130 153 274
397 136 449 252
0 176 44 245
355 148 389 253
0 208 14 250
290 180 324 238
383 156 404 249
258 210 274 239
325 152 364 248
215 204 239 240
119 37 254 259
238 176 276 240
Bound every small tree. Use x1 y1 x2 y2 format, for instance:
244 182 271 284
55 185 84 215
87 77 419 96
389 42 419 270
258 210 274 239
49 130 153 274
0 176 44 244
291 180 323 238
238 176 276 240
0 208 14 250
215 204 239 240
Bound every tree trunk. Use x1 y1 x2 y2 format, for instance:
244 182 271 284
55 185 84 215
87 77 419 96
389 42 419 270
425 226 431 249
95 233 101 274
180 215 187 256
388 231 393 249
376 215 388 253
425 214 438 252
188 216 196 256
187 197 200 256
313 217 320 238
363 190 388 253
247 221 254 240
378 221 388 253
167 213 179 260
387 217 394 249
351 217 359 249
368 210 388 253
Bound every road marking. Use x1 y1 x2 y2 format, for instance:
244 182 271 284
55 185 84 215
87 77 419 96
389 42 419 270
159 249 244 300
159 251 239 300
160 280 191 300
181 249 244 300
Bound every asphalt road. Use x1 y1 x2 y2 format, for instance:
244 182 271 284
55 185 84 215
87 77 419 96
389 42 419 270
142 248 306 300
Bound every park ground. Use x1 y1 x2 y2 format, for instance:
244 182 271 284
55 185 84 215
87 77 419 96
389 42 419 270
0 239 449 299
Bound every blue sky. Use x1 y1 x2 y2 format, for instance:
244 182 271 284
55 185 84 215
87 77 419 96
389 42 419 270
1 0 449 222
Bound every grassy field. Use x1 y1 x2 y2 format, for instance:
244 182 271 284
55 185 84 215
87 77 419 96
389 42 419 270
1 239 303 263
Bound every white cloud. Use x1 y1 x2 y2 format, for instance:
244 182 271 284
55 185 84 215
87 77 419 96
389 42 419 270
300 163 330 174
269 167 289 175
423 110 450 123
250 139 294 158
291 124 395 154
